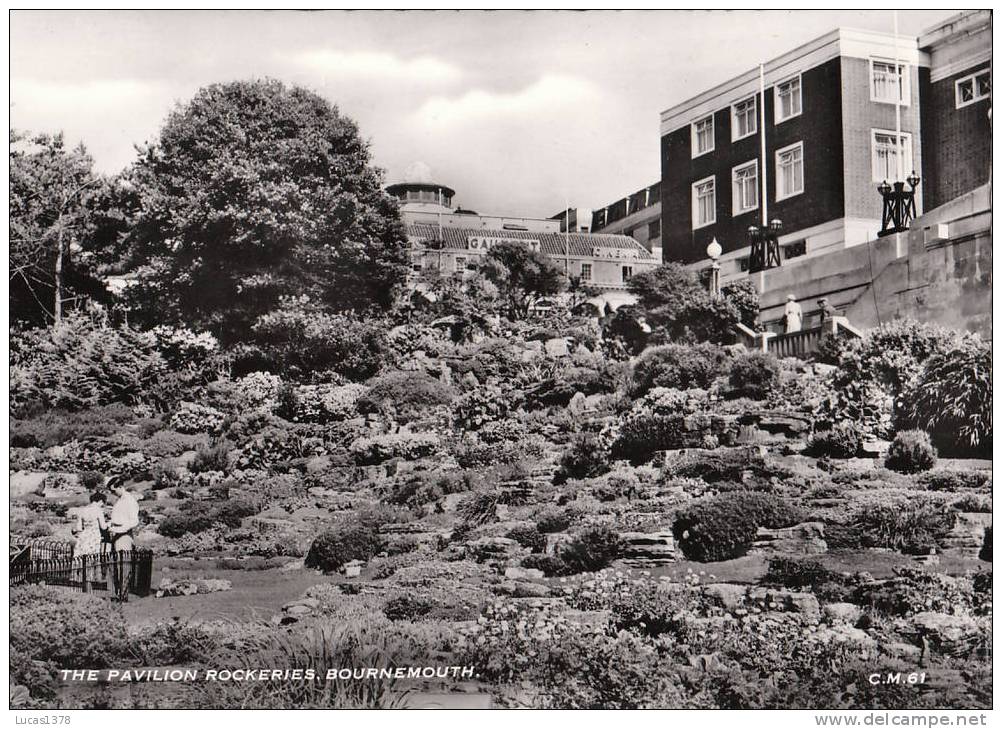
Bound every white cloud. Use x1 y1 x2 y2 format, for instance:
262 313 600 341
412 75 595 128
290 49 461 84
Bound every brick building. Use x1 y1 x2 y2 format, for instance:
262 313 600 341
918 11 992 211
658 13 991 286
659 27 926 283
591 182 663 258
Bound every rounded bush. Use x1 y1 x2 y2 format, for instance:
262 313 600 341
727 352 780 399
304 524 382 573
672 492 806 562
506 525 547 553
806 421 863 459
629 344 725 397
885 430 937 474
555 434 610 484
558 526 623 574
611 412 687 465
357 371 457 421
520 553 570 576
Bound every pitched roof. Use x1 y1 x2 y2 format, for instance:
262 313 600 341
406 224 656 260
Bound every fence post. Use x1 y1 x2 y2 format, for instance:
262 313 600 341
80 554 90 593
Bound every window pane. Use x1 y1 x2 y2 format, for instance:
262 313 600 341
977 73 991 96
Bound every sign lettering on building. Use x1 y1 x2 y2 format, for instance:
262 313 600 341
468 236 541 252
592 247 640 259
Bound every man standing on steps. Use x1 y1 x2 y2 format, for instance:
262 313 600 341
107 478 140 602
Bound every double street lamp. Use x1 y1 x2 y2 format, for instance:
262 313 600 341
877 171 920 236
747 218 783 274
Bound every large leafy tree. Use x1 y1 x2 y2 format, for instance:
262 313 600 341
627 262 758 344
125 79 409 343
479 242 565 320
9 131 113 327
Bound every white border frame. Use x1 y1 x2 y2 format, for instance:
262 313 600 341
955 68 991 109
870 128 914 183
731 95 758 142
731 159 759 217
775 141 805 201
773 74 803 125
690 114 715 158
691 175 717 230
869 58 911 106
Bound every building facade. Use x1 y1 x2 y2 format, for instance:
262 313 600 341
918 10 992 211
660 28 927 283
387 174 658 292
591 182 662 257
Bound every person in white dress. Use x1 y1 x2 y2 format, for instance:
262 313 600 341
72 491 108 591
784 294 803 334
73 491 108 557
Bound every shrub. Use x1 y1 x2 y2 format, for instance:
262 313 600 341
506 525 547 553
763 558 855 601
728 352 780 399
884 430 937 473
79 470 105 491
629 343 725 397
349 432 440 465
9 314 168 416
536 507 577 534
284 383 368 423
159 498 260 538
189 440 233 473
453 386 510 430
555 434 610 484
609 580 689 637
850 493 956 553
10 405 136 448
673 492 806 562
829 319 960 437
149 326 220 371
383 594 434 621
951 493 992 513
232 371 284 411
559 526 623 574
476 419 527 444
611 412 686 465
245 298 390 382
170 401 226 435
919 469 991 493
979 526 991 562
899 338 991 456
357 371 457 421
11 585 131 697
806 421 863 459
304 525 382 573
520 553 571 577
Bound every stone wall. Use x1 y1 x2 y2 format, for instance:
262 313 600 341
756 183 990 338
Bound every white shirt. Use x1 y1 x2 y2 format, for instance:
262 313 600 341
110 491 140 533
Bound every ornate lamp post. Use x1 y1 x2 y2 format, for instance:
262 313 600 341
877 171 920 236
747 218 783 274
706 238 722 299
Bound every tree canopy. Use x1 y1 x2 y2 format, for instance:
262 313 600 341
479 242 565 320
626 262 759 344
9 131 112 326
124 79 409 343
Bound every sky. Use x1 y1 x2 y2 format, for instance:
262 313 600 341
10 9 959 219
